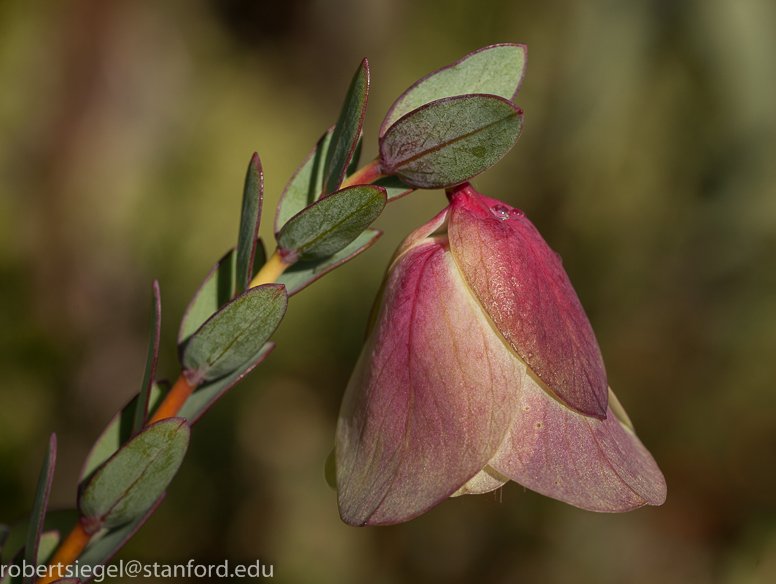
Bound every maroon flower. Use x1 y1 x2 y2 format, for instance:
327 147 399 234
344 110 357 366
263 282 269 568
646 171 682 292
335 183 666 526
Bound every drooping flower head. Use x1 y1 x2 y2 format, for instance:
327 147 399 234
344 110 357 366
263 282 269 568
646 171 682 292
335 183 666 526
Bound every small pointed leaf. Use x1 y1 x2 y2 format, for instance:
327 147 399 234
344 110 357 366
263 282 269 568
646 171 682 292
179 241 266 347
236 153 263 294
277 229 381 295
182 285 287 382
132 282 161 435
277 185 385 262
381 44 527 136
323 59 369 196
24 434 56 584
379 94 523 189
79 419 189 529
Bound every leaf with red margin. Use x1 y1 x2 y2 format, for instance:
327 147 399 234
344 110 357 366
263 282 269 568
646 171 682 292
181 285 286 383
23 434 56 584
276 185 385 262
380 43 527 137
379 95 522 189
235 153 263 295
323 59 369 196
276 229 381 295
78 420 189 529
132 281 161 435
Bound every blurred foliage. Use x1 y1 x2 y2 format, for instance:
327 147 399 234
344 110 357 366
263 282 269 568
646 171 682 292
1 0 775 582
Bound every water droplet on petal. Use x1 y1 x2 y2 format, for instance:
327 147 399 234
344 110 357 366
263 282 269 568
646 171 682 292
491 205 509 219
509 208 525 218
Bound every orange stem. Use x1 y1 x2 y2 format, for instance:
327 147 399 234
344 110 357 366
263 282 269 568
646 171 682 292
340 159 385 189
249 251 289 289
148 373 196 424
36 519 92 584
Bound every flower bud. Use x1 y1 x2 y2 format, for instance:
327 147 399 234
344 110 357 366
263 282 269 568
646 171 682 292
335 183 666 526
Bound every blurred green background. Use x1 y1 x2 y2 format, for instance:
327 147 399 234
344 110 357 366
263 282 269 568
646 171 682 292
1 0 775 582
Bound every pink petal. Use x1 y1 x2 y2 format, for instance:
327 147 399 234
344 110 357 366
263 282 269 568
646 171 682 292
451 466 510 497
489 373 667 511
448 185 608 418
336 239 520 526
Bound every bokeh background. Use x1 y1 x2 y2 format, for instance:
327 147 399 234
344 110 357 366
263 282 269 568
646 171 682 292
1 0 775 582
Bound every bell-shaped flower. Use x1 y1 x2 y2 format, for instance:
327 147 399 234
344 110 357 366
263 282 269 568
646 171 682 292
334 183 666 526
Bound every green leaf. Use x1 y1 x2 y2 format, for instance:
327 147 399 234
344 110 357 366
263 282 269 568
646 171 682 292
24 434 56 584
379 94 523 189
372 175 414 202
236 153 263 295
380 44 527 136
35 531 59 567
178 240 267 347
0 531 58 584
347 133 363 178
182 284 287 383
277 229 381 295
132 282 161 435
77 494 164 572
0 511 77 569
178 343 274 424
80 383 168 484
323 59 369 196
274 128 334 233
276 185 385 262
79 420 189 529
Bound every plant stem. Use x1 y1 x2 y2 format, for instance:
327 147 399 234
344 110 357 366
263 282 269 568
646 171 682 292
249 250 289 288
36 518 92 584
147 373 196 424
340 158 384 189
